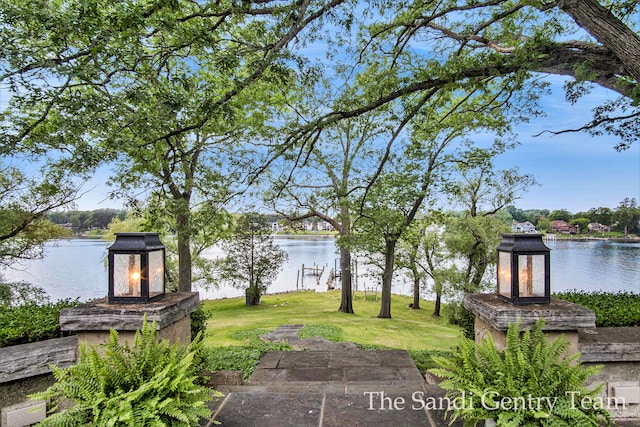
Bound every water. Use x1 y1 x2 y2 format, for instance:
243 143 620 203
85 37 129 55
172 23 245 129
545 239 640 294
0 238 638 302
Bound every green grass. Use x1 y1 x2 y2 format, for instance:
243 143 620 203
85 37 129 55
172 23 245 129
201 290 461 351
200 290 461 379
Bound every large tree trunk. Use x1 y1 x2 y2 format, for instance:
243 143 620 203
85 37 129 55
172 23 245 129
433 293 441 317
338 246 354 313
377 238 397 318
470 257 489 291
176 210 192 292
557 0 640 83
412 268 421 310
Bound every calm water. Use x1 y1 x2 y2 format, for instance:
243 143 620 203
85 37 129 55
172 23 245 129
0 238 638 302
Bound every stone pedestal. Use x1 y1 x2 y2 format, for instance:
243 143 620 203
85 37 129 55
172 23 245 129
464 293 596 354
60 292 199 348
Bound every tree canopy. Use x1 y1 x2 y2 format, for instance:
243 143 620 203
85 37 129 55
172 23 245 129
1 0 638 307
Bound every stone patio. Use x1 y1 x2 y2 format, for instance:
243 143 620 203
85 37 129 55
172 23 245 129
200 324 640 427
201 324 465 427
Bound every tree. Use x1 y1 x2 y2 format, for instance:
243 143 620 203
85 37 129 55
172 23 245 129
589 207 614 226
349 64 526 318
571 217 591 233
615 197 640 235
280 0 640 160
395 222 425 310
0 164 76 267
271 104 392 314
354 170 421 318
444 144 534 292
549 209 573 222
537 217 552 232
215 213 287 305
1 0 347 292
396 216 461 316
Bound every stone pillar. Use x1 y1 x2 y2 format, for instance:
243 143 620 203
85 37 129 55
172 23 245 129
464 293 595 355
59 292 200 349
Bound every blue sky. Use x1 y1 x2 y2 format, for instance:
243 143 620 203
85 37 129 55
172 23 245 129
493 75 640 213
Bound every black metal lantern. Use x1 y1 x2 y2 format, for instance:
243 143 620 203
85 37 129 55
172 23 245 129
496 233 551 305
108 232 166 303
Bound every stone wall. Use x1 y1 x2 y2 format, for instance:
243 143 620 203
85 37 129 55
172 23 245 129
579 327 640 419
0 335 77 384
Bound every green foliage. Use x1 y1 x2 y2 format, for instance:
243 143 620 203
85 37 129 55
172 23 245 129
0 280 49 307
48 209 125 230
446 302 476 340
0 164 78 268
0 299 78 347
202 328 291 380
31 318 215 426
429 319 612 426
555 290 640 327
190 303 212 341
216 213 287 305
408 349 453 375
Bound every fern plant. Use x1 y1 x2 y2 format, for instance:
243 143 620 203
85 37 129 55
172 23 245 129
31 317 218 426
429 319 613 427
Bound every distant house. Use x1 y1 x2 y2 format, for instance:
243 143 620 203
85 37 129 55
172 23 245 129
301 220 315 232
588 222 611 233
511 221 536 233
551 220 577 234
269 222 281 232
317 221 334 231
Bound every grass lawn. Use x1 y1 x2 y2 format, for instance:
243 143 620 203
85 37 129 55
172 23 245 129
201 290 461 351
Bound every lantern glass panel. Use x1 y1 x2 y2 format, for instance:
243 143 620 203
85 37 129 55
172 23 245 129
148 250 164 297
497 251 511 298
518 254 545 297
113 254 141 297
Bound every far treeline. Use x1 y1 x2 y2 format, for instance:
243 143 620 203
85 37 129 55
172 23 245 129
507 198 640 235
48 199 640 236
47 209 127 231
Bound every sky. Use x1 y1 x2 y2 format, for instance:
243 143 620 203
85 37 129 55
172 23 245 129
493 75 640 213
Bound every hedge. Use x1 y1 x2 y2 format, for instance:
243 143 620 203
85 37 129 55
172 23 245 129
554 290 640 327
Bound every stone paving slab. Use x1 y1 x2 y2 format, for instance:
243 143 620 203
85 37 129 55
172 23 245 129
322 393 431 427
211 392 323 427
208 390 467 427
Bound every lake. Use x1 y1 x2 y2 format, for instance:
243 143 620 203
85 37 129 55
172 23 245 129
0 237 638 302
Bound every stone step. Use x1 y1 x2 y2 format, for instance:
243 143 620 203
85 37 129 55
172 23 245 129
224 380 428 395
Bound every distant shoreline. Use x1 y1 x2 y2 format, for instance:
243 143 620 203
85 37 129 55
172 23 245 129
547 236 639 243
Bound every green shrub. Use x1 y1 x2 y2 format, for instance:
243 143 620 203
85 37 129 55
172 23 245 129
429 319 612 426
190 302 212 340
446 301 475 340
555 290 640 327
0 299 79 347
31 318 216 427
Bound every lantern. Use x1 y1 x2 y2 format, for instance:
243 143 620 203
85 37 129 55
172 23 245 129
496 233 550 305
108 232 165 303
